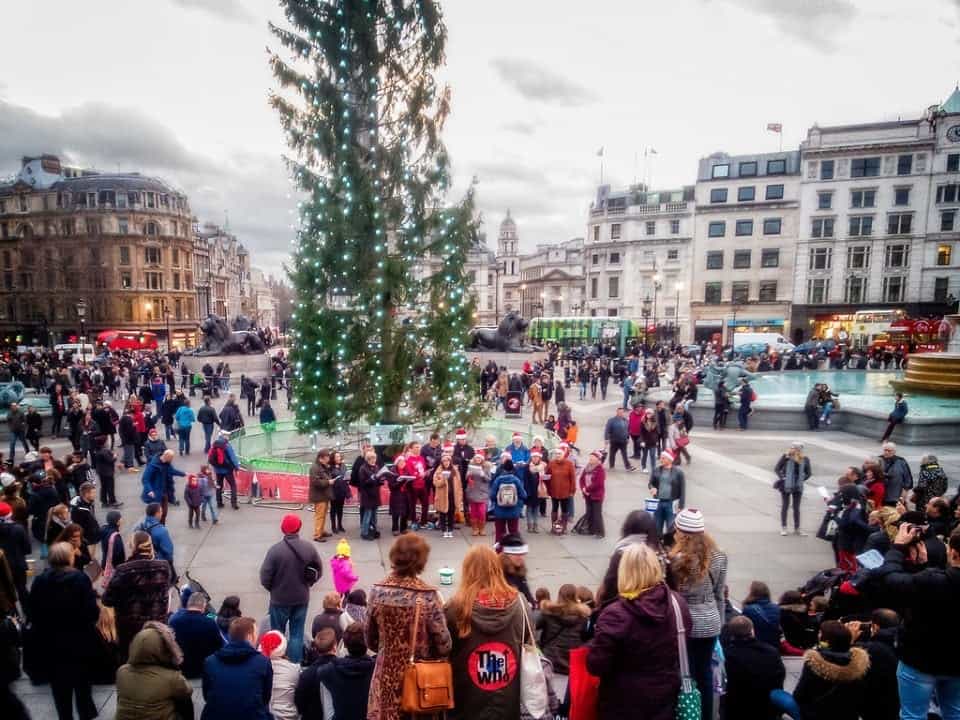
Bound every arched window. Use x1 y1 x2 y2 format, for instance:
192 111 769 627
16 224 33 240
144 221 159 236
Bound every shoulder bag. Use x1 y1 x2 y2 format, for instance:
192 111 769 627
400 594 455 713
283 538 321 587
669 591 701 720
519 597 549 719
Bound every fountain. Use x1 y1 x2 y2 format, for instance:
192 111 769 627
890 314 960 397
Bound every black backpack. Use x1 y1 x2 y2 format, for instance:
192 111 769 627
284 539 321 586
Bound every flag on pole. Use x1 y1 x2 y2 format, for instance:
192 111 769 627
596 146 604 157
766 123 782 133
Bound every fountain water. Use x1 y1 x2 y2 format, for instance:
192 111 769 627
891 314 960 397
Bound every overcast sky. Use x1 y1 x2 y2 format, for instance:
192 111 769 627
1 0 958 276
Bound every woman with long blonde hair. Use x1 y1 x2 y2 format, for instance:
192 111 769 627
446 545 528 719
90 601 122 684
667 509 727 720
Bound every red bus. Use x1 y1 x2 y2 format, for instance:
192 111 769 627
96 330 159 351
875 318 948 353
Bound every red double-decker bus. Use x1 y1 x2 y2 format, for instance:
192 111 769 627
96 330 159 352
873 317 948 354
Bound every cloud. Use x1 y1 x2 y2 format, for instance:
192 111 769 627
473 162 546 185
168 0 256 24
0 99 295 276
490 58 595 106
711 0 858 51
501 121 538 136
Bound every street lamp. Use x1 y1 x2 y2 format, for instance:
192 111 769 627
163 300 172 353
520 283 527 319
75 299 87 363
641 294 652 347
675 281 683 343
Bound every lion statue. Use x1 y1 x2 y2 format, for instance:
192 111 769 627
469 312 538 352
193 314 266 355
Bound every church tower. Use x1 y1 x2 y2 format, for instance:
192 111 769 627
497 209 519 278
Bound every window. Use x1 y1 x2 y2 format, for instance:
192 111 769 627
735 220 753 236
737 186 755 202
712 164 730 178
807 278 830 304
172 248 180 266
592 226 599 242
706 251 723 269
738 161 757 177
851 157 881 177
936 184 959 203
935 277 950 302
849 216 874 236
60 219 74 236
761 249 780 267
731 281 750 303
667 249 678 260
766 158 787 175
145 246 161 264
894 187 911 206
704 282 722 303
810 247 833 270
758 281 778 302
765 184 784 200
887 213 912 235
851 189 876 208
710 188 728 203
144 222 159 236
173 272 181 290
591 254 599 265
486 273 493 286
645 221 655 235
85 219 100 236
811 218 835 238
937 244 953 265
145 272 163 290
882 276 906 302
897 155 913 175
943 211 956 232
733 250 751 268
117 217 129 234
708 221 725 238
844 276 866 304
885 244 910 268
610 223 621 239
0 223 6 239
820 160 835 180
590 277 598 299
847 245 870 269
119 246 130 265
763 218 782 235
120 271 132 289
817 191 833 209
670 220 680 234
948 154 960 173
608 276 619 299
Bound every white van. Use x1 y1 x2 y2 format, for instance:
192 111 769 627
732 332 794 353
54 343 96 359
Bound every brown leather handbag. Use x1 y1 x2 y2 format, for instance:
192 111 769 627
400 594 455 713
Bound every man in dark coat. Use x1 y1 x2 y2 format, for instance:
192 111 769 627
0 502 30 614
314 623 374 720
170 591 224 679
218 394 244 432
295 628 339 720
202 616 272 720
721 616 785 720
854 608 899 720
69 482 101 546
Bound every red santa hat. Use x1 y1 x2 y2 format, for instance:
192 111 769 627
442 442 454 455
660 450 675 464
258 630 287 659
590 450 604 461
455 428 467 439
472 453 485 463
530 449 542 458
511 432 522 441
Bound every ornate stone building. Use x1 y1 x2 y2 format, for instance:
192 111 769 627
0 154 198 347
193 222 250 323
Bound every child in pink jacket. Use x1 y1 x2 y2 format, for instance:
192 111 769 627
331 538 358 597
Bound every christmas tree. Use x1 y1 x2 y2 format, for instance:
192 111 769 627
269 0 485 433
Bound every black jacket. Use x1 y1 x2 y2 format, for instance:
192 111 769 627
875 547 960 675
315 655 374 720
793 647 869 720
357 462 382 510
294 654 337 720
170 609 225 679
70 498 101 546
197 405 219 426
721 635 785 720
118 414 138 444
858 628 899 720
28 567 101 670
0 521 30 581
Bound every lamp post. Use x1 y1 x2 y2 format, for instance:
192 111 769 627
652 273 662 344
75 299 87 363
641 294 652 347
163 300 172 353
520 283 527 319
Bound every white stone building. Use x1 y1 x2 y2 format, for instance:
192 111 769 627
924 87 960 312
690 151 801 344
584 184 694 342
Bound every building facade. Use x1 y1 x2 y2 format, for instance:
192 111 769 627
0 154 198 347
584 184 694 342
249 267 278 329
193 222 249 323
690 151 801 343
513 237 584 319
924 87 960 316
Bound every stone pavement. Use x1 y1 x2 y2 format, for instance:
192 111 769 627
12 382 960 717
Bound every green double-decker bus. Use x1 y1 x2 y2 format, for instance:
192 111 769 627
527 317 641 356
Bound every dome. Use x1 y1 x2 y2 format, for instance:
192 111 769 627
499 209 516 233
